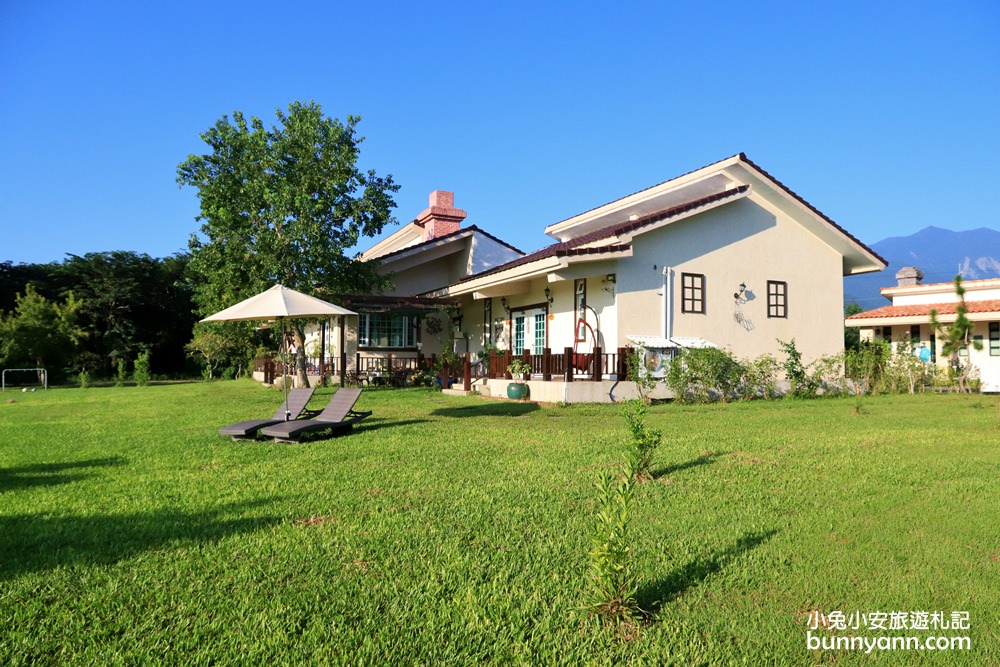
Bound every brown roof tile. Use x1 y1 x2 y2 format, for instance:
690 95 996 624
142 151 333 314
847 300 1000 320
461 186 748 282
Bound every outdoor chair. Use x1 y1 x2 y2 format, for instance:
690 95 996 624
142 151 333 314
260 387 371 443
218 387 316 440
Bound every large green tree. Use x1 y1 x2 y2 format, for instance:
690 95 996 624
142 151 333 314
177 101 399 386
0 284 86 377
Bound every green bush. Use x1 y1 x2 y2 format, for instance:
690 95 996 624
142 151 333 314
621 399 661 482
666 347 744 403
582 468 640 630
778 339 819 398
740 353 779 399
133 350 151 387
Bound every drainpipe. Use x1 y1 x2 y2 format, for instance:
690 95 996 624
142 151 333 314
662 266 674 340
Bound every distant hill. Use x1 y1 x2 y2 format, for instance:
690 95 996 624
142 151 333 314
844 226 1000 311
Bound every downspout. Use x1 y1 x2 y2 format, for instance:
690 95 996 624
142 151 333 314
663 266 674 340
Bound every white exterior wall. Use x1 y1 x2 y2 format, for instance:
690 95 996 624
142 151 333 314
615 196 844 363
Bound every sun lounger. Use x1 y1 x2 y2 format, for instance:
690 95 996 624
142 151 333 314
260 388 371 443
219 387 316 439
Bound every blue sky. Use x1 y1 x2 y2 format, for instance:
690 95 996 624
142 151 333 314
1 1 998 265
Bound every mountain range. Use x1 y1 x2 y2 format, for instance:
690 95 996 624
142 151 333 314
844 226 1000 311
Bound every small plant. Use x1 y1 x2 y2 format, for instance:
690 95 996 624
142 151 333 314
77 369 90 389
778 339 818 398
115 358 128 387
507 359 531 380
133 350 151 387
582 468 641 633
621 400 661 482
740 353 779 400
625 348 659 404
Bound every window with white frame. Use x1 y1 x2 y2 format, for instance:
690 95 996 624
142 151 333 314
358 314 416 348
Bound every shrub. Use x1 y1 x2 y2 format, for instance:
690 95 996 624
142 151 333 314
625 348 659 405
740 353 779 399
778 339 819 398
77 369 90 389
115 358 128 387
666 347 744 403
621 399 661 482
582 468 640 631
133 351 151 387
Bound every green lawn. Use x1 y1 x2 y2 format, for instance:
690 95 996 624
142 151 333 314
1 382 998 665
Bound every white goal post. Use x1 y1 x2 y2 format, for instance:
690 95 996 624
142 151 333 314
2 368 48 392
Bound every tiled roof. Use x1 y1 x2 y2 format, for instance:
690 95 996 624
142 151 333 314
847 300 1000 320
370 224 524 263
461 186 749 282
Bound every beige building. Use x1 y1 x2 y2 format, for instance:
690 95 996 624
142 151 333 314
303 154 884 400
443 153 885 400
846 267 1000 392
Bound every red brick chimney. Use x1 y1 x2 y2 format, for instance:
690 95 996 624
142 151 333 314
414 190 466 241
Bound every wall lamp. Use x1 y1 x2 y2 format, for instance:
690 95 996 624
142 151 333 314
500 297 510 314
734 282 747 301
544 287 553 305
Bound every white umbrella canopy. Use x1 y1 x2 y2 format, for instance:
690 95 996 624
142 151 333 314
201 284 357 421
200 284 356 323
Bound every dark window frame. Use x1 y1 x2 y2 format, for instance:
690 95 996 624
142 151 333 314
681 272 706 314
767 280 788 319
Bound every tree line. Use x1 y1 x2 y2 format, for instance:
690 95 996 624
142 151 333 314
0 252 199 381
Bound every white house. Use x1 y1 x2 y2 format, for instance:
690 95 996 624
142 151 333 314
434 153 885 400
297 153 885 400
846 267 1000 392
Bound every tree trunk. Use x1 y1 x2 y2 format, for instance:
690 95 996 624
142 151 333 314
293 324 310 388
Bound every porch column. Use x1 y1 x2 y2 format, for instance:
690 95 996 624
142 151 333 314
542 348 552 381
594 346 603 381
564 347 574 383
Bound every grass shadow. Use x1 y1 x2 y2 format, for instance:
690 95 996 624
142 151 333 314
0 456 127 494
0 498 285 581
637 528 780 615
650 453 719 480
431 402 540 418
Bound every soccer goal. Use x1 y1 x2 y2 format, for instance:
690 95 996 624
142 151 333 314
2 368 48 392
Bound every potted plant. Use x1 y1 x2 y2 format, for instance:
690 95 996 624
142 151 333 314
506 359 532 399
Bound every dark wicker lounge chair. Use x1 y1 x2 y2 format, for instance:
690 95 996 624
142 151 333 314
260 388 371 443
219 387 316 440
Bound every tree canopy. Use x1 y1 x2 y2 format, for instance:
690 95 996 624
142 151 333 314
177 101 400 385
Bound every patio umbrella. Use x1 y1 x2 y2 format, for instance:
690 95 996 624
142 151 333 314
201 284 357 420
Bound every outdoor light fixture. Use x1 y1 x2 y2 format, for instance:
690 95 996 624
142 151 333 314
734 282 747 301
544 287 553 304
500 297 508 312
603 273 617 294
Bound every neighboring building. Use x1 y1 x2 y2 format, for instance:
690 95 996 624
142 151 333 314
441 153 886 401
846 267 1000 392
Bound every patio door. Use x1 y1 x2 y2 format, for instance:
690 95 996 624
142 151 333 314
512 308 546 355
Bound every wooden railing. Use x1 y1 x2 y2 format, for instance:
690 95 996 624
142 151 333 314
255 347 630 388
488 347 628 382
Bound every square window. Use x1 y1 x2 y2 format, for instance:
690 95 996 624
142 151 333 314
990 323 1000 357
767 281 788 318
681 273 705 314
